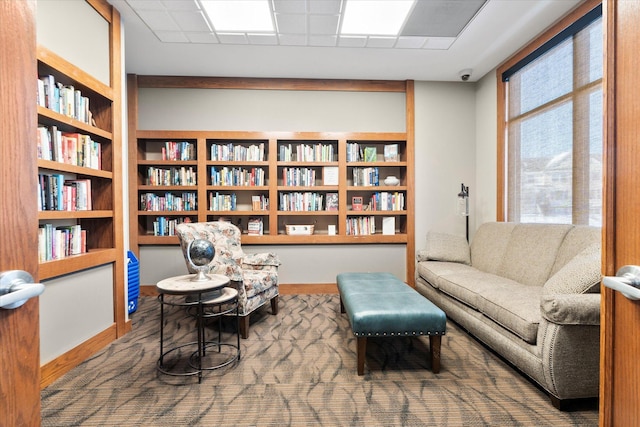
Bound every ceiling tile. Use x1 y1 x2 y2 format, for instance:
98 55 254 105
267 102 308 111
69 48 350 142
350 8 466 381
278 33 307 46
248 33 279 45
217 33 249 44
186 32 219 43
309 34 337 47
366 37 396 48
162 0 200 11
171 11 211 32
422 37 456 50
136 10 181 31
276 14 307 33
273 0 307 14
401 0 486 37
338 36 367 48
126 0 165 11
155 31 190 43
309 0 342 14
395 36 427 49
309 14 339 35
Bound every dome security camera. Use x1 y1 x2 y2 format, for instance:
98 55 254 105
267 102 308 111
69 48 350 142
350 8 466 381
458 69 473 82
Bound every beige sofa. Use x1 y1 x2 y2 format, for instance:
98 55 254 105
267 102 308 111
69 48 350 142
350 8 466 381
415 222 601 409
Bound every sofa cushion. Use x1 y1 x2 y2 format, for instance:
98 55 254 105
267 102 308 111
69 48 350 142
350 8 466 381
475 283 543 344
498 223 572 287
416 261 475 289
419 231 470 264
437 270 521 310
543 243 601 295
470 222 516 274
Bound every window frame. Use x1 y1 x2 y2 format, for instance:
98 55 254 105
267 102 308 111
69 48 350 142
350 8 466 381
496 0 602 222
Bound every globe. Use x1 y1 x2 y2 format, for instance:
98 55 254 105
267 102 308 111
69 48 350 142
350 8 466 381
186 239 215 282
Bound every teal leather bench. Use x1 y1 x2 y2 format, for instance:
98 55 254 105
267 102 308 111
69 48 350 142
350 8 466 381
337 272 447 375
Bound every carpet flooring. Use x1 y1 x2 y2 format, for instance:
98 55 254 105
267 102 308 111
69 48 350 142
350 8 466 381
41 294 598 426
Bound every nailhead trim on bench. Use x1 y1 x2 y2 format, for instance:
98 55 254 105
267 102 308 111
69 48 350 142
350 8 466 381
354 331 444 337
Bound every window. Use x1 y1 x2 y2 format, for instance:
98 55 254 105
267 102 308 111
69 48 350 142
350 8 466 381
498 4 602 226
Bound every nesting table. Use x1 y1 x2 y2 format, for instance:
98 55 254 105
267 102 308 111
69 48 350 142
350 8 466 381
156 273 240 382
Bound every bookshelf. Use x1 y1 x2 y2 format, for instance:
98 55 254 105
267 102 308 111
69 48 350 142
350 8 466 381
131 132 410 245
36 0 125 387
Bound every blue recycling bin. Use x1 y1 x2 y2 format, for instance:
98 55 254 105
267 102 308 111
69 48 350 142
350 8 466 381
127 251 140 314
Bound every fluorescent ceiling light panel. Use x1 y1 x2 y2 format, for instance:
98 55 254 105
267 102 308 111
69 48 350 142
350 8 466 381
341 0 414 36
200 0 274 32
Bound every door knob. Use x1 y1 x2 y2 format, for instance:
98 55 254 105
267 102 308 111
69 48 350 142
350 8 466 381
602 265 640 301
0 270 45 309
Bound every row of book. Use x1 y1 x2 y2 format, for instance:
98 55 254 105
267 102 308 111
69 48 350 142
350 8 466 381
38 174 92 211
39 224 86 262
279 192 325 211
209 192 237 211
279 143 335 162
37 125 102 170
210 142 265 161
346 143 400 162
162 141 196 161
367 192 405 211
210 166 266 186
140 192 197 211
281 167 317 186
38 75 92 125
151 216 192 236
251 195 269 210
345 216 376 235
146 166 197 186
352 167 379 186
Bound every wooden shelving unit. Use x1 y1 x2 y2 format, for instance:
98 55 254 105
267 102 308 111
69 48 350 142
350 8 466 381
131 131 410 245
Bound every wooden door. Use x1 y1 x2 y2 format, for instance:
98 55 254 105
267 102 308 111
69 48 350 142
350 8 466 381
600 0 640 425
0 1 41 426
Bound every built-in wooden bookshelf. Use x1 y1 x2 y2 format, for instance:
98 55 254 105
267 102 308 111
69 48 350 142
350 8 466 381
36 0 126 387
131 131 409 245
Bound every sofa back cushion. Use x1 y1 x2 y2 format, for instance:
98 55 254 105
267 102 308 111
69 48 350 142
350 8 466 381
550 225 601 276
470 222 516 274
544 242 601 294
497 223 572 287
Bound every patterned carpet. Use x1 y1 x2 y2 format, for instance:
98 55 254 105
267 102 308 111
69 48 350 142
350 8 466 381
41 295 598 426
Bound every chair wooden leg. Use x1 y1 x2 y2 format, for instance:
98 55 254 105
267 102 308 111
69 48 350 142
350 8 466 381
270 295 279 315
239 315 250 339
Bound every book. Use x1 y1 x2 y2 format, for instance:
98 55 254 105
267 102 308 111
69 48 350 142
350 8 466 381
364 146 377 162
384 144 399 162
382 217 396 235
325 193 338 211
352 196 363 211
247 217 263 235
323 166 339 185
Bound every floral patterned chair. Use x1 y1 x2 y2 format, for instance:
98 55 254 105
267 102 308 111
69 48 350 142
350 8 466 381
175 220 280 338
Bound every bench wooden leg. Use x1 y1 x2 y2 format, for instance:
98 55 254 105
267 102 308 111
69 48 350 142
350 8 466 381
430 335 441 373
340 295 345 313
357 337 367 375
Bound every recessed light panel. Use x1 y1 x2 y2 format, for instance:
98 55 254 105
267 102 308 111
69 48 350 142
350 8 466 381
200 0 274 32
341 0 415 36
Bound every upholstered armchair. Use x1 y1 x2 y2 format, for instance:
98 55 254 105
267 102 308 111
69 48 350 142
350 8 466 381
175 220 280 338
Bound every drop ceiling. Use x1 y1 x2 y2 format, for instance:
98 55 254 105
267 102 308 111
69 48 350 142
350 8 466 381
108 0 582 82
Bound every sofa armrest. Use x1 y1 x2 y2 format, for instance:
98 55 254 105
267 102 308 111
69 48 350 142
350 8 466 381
540 293 600 326
417 231 470 264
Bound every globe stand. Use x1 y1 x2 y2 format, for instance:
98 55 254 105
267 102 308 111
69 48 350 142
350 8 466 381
186 239 224 298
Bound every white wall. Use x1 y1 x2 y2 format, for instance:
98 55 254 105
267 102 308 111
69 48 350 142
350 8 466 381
413 81 477 247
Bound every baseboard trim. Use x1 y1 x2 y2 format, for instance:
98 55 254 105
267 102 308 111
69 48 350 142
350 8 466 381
40 323 117 389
